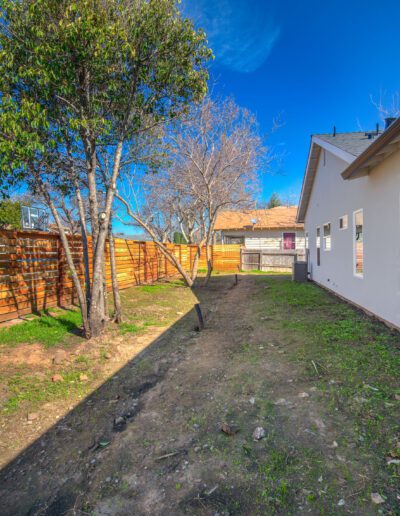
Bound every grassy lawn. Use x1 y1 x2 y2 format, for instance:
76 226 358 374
0 275 399 514
251 277 400 511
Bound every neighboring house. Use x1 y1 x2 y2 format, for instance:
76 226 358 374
214 206 305 251
297 117 400 329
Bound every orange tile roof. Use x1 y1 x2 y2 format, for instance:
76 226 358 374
214 206 303 231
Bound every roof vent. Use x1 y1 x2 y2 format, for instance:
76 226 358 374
385 117 396 130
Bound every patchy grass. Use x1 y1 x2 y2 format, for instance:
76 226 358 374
255 276 400 508
1 274 399 514
2 369 92 414
240 269 291 275
0 278 197 430
0 308 83 348
118 322 141 335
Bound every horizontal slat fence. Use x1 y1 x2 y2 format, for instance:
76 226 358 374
0 230 241 323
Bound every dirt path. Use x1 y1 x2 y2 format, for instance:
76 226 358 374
0 275 398 515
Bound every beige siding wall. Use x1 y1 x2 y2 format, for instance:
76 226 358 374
221 229 306 250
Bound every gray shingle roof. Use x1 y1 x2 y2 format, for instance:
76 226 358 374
314 131 383 157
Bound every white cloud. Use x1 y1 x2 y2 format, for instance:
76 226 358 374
185 0 280 73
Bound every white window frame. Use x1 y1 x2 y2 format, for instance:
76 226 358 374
323 222 331 251
353 209 364 278
339 215 348 230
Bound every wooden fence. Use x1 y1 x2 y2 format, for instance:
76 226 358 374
0 230 241 323
240 248 306 273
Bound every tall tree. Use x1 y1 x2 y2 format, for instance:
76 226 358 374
266 192 282 209
0 0 211 337
117 97 266 284
0 200 21 229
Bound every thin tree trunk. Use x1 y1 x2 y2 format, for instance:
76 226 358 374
102 253 109 321
108 222 122 323
40 184 90 337
115 191 194 287
204 217 217 285
75 183 91 305
89 141 123 336
205 243 213 284
190 242 204 284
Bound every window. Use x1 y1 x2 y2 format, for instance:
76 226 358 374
354 210 363 277
225 236 244 245
316 227 321 266
339 215 348 230
323 223 331 250
283 232 296 250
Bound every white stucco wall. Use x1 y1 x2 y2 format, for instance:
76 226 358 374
305 146 400 328
221 229 306 251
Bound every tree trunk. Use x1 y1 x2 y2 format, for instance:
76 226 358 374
204 243 213 285
89 141 123 337
41 184 91 337
204 216 217 285
102 253 109 320
116 191 194 287
108 222 122 323
190 243 203 283
75 183 91 305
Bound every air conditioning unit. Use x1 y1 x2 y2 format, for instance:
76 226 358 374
292 260 308 282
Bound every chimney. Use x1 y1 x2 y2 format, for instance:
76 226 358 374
385 117 396 130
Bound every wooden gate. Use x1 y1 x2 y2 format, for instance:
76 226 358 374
240 250 261 271
241 248 306 273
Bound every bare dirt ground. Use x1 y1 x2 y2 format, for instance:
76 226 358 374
0 274 399 515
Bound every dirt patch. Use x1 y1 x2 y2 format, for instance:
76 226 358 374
0 343 53 367
0 275 399 515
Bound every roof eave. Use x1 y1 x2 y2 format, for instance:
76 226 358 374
297 135 359 223
341 117 400 180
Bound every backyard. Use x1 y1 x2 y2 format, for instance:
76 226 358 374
0 274 399 515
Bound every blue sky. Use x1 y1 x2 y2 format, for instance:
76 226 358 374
183 0 400 204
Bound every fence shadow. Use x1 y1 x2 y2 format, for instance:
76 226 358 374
0 274 238 515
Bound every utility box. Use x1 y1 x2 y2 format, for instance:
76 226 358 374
292 261 308 282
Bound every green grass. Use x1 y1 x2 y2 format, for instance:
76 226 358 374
2 370 91 413
0 309 83 348
241 269 291 275
119 322 141 335
134 280 185 294
257 276 400 506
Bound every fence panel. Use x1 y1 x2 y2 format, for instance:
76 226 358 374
0 230 242 323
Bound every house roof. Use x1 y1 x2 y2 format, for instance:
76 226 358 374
297 119 400 223
314 131 382 157
214 206 303 231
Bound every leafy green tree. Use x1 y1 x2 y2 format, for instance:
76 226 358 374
0 200 21 229
173 232 186 244
267 192 282 209
0 0 211 337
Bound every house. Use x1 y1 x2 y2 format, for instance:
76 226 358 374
214 206 305 251
297 117 400 329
